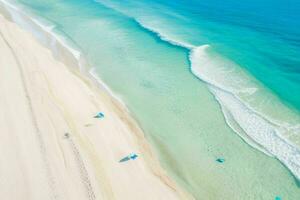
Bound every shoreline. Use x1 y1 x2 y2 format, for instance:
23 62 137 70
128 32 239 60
0 2 193 199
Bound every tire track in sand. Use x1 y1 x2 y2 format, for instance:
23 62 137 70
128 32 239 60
65 134 96 200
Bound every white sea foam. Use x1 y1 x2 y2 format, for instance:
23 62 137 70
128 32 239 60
190 45 300 179
212 86 300 178
134 20 195 49
0 0 129 114
0 0 81 63
95 0 195 49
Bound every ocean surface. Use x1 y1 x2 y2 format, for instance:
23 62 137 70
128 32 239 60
2 0 300 199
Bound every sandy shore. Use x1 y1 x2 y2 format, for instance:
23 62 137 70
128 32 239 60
0 13 192 200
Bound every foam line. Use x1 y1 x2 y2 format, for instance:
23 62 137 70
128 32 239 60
191 45 300 179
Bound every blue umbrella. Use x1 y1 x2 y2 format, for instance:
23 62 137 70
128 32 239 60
94 112 104 119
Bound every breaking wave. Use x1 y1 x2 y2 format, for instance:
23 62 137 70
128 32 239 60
95 0 300 179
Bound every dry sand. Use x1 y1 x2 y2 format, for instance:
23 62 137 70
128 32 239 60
0 13 193 200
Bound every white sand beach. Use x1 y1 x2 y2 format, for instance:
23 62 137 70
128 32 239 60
0 13 192 200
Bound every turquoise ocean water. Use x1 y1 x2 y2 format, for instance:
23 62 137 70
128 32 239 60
2 0 300 199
